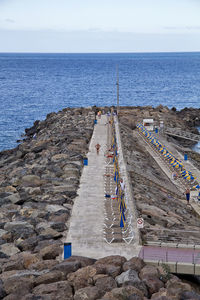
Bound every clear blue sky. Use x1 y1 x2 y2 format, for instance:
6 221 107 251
0 0 200 52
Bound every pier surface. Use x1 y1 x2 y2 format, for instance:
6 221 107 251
66 115 141 259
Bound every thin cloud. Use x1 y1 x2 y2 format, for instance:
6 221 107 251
164 26 200 31
5 18 15 23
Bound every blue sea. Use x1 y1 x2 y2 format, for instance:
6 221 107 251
0 52 200 151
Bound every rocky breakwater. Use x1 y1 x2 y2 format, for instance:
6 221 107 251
0 108 95 286
1 254 200 299
118 106 200 244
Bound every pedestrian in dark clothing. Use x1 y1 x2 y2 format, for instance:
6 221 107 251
185 188 190 205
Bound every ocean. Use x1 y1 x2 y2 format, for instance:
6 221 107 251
0 52 200 151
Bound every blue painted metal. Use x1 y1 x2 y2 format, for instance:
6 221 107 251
184 154 188 161
94 120 97 124
83 158 88 165
64 243 72 259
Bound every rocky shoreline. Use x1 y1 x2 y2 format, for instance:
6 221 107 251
0 105 200 299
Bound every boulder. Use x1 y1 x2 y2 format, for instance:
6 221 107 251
20 175 42 187
32 281 73 300
39 228 62 240
65 255 96 267
51 154 69 162
180 290 200 299
143 276 164 295
67 265 98 291
103 286 144 300
4 221 35 240
95 255 127 268
0 243 20 257
16 236 39 252
116 269 140 286
3 276 34 297
34 271 64 286
95 256 126 278
95 276 117 293
51 260 81 276
39 244 62 260
0 279 6 299
4 193 21 204
139 265 159 280
74 286 103 300
166 279 192 298
28 259 58 271
123 257 145 272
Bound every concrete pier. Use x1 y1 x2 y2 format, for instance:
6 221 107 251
66 115 141 259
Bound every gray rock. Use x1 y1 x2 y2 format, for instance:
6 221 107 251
5 193 21 204
123 257 145 273
0 243 20 257
0 229 6 238
45 205 67 213
39 244 62 260
21 175 42 187
32 280 73 299
74 286 103 300
66 256 96 268
34 271 64 286
115 269 140 286
95 276 117 293
0 279 6 299
3 276 34 297
51 260 81 276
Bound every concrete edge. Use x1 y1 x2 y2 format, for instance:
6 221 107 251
115 116 141 245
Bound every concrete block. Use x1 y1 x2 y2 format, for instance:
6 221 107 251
145 241 161 247
160 242 178 248
177 244 195 249
194 264 200 275
158 261 177 273
177 263 194 275
144 259 159 267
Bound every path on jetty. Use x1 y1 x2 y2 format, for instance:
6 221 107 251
66 115 141 259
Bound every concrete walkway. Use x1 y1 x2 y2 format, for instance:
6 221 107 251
66 115 141 259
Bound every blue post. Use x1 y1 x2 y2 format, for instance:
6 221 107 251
83 158 88 166
94 120 97 125
64 243 72 259
184 154 188 161
155 128 158 133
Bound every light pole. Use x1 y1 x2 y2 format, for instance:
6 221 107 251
116 65 119 115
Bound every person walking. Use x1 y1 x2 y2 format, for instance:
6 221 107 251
185 187 190 205
95 143 101 154
120 178 125 197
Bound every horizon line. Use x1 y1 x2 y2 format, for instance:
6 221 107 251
0 50 200 54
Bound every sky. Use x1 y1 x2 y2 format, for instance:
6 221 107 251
0 0 200 52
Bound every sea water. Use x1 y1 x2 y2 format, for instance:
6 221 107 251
0 52 200 151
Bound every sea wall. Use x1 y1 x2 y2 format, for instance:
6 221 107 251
0 107 95 260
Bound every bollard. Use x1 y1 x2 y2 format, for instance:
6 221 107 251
94 119 97 125
83 157 88 166
184 154 188 161
64 243 72 259
155 128 158 133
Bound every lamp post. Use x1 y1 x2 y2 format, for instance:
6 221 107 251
116 65 119 115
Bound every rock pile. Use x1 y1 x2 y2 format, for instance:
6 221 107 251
0 107 95 261
118 106 200 244
1 255 200 299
